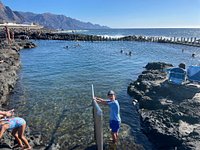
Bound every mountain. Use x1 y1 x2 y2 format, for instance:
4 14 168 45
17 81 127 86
0 1 23 23
0 1 109 29
16 12 109 29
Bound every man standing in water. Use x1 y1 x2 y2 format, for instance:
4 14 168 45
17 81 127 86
95 90 121 145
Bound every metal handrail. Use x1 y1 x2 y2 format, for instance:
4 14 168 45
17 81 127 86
92 84 103 150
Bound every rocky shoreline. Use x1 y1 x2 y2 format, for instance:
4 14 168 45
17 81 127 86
0 40 53 149
0 40 36 106
128 62 200 150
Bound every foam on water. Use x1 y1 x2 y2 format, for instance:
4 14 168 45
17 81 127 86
55 30 89 34
98 34 125 39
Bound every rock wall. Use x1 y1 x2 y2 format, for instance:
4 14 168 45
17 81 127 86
0 41 51 149
0 41 36 106
128 62 200 150
0 48 20 106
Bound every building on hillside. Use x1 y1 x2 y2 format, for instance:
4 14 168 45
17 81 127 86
0 22 43 30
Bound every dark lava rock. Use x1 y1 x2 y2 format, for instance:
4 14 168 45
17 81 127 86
128 62 200 150
145 62 173 70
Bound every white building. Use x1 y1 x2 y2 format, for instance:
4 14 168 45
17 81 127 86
0 22 43 29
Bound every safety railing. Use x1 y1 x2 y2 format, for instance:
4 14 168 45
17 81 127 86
92 84 103 150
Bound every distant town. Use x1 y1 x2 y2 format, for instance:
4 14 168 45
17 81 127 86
0 22 43 29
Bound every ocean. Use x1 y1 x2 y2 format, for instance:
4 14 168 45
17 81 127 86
74 28 200 38
9 28 200 149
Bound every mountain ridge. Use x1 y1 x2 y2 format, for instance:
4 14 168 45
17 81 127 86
0 1 109 29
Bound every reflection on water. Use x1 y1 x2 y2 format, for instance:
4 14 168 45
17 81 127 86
9 40 199 149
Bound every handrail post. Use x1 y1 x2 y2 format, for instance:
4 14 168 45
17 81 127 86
92 84 103 150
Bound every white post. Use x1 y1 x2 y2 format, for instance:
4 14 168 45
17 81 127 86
92 84 95 99
92 85 103 150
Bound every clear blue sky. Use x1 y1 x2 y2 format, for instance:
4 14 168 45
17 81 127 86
1 0 200 28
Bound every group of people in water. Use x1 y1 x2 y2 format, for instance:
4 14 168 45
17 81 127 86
64 43 81 49
63 44 197 60
120 49 132 56
0 109 31 150
182 48 196 58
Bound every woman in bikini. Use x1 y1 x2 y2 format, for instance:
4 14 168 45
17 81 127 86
0 110 32 150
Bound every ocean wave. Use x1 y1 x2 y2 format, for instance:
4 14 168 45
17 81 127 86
99 34 173 40
54 30 89 33
98 34 125 39
134 35 172 40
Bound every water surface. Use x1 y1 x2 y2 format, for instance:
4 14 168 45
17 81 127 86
9 29 200 149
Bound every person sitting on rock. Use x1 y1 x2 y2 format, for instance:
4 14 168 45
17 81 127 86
178 63 186 69
0 110 32 150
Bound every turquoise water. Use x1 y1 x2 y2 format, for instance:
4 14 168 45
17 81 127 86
9 29 200 149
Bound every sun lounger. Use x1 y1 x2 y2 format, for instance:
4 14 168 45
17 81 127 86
187 66 200 83
168 68 186 84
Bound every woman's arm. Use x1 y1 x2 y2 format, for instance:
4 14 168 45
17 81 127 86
0 109 14 117
0 111 7 118
94 97 107 105
0 124 9 138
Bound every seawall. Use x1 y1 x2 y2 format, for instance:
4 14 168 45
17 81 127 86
9 29 200 47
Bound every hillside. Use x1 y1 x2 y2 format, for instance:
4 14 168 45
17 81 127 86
0 1 109 29
0 1 23 23
17 12 109 29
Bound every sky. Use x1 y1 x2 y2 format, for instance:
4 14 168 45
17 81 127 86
1 0 200 28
